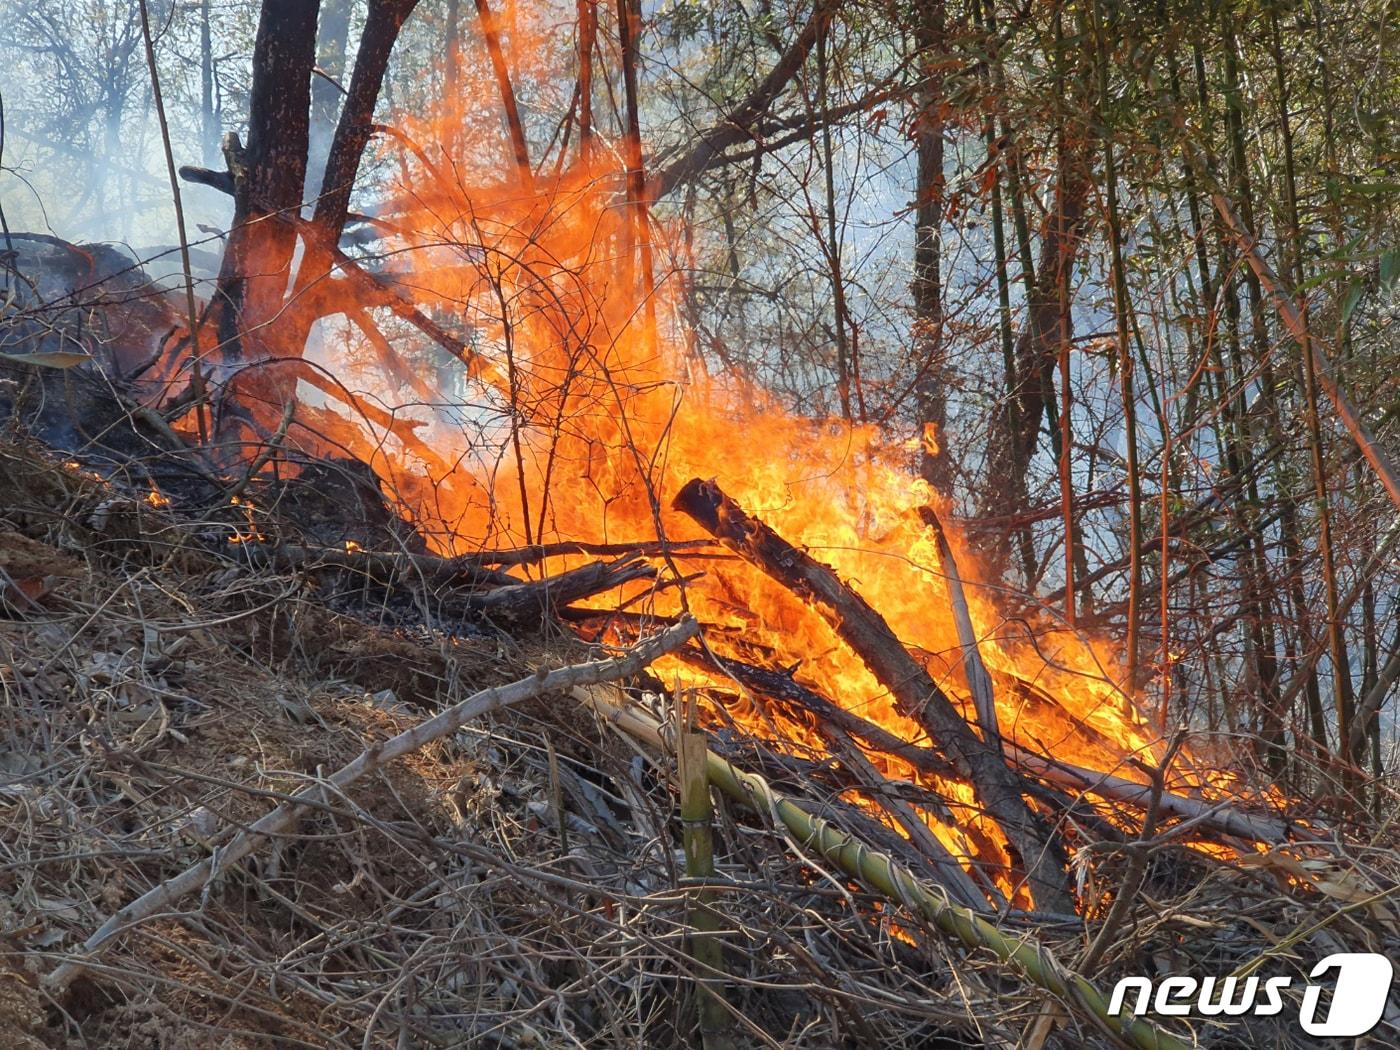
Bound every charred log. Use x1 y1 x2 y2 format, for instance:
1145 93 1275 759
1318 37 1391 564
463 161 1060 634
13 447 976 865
470 554 655 624
673 476 1074 913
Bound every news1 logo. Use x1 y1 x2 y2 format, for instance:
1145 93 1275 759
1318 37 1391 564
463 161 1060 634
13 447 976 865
1108 953 1394 1036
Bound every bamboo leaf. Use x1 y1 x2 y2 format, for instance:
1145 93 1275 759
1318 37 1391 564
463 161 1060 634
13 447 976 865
0 350 92 369
1342 283 1364 325
1380 248 1400 290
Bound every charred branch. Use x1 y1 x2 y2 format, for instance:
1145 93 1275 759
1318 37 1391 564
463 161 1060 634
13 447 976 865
672 476 1074 913
470 553 656 624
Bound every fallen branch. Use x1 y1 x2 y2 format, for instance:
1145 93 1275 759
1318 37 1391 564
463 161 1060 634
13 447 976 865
578 687 1192 1050
1008 746 1303 845
673 477 1073 913
44 616 701 995
268 545 656 624
690 645 1304 847
458 538 720 567
674 647 958 781
470 553 657 623
266 543 516 588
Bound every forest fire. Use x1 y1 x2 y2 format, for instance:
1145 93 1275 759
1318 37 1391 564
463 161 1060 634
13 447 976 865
7 2 1396 1046
175 21 1286 909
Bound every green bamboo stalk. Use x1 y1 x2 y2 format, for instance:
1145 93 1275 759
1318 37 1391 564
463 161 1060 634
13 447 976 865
582 691 1193 1050
679 716 737 1050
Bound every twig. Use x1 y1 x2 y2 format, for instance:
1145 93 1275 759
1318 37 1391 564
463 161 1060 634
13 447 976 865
43 616 700 996
224 398 295 501
138 0 208 444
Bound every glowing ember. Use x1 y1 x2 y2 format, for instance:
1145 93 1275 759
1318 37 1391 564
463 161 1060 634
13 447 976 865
227 495 265 545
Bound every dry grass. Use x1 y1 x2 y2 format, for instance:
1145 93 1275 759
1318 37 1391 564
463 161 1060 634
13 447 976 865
0 437 1396 1049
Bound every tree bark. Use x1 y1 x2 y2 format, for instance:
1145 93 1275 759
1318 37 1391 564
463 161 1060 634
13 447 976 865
911 0 947 487
312 0 421 247
212 0 322 370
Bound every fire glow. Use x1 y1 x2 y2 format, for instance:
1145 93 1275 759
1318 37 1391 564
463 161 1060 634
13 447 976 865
209 4 1267 905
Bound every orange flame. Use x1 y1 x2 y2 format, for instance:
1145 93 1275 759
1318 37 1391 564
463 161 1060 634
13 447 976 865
269 10 1255 899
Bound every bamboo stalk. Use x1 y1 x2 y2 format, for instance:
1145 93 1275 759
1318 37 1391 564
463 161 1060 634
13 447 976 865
677 689 736 1050
580 689 1193 1050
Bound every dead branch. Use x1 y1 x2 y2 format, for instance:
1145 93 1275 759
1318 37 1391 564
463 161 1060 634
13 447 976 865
1007 746 1304 846
43 616 701 996
672 477 1073 913
459 538 719 566
470 553 657 622
919 505 1000 748
649 2 837 200
674 647 958 781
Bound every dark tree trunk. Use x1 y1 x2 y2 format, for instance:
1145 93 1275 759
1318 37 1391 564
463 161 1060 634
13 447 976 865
976 144 1089 578
212 0 321 371
911 0 946 489
199 0 217 165
312 0 421 247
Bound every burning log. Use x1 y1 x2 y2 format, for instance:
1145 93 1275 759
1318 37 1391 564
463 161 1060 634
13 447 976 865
685 645 1305 848
673 477 1073 913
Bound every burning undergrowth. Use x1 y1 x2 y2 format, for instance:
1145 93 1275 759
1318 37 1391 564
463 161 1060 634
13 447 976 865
0 352 1392 1047
0 434 977 1048
0 18 1396 1044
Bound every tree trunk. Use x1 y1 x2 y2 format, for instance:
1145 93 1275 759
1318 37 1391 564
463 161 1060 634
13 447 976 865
312 0 421 247
212 0 321 373
911 0 946 488
308 0 353 198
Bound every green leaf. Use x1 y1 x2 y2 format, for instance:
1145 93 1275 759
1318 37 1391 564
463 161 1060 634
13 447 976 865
1381 249 1400 290
1298 268 1347 291
0 350 92 369
1341 282 1364 325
